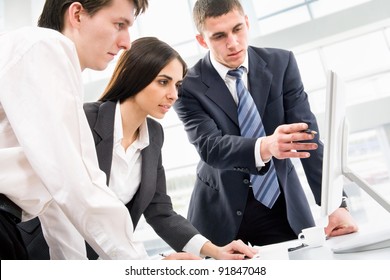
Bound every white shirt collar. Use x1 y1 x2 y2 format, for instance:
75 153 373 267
114 102 149 150
209 51 249 81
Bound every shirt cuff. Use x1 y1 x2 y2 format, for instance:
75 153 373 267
255 137 270 168
182 234 209 257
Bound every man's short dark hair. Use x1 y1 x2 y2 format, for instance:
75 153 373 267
38 0 148 31
193 0 244 33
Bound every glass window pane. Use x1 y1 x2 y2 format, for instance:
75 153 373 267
295 50 326 91
136 0 195 46
258 7 311 35
310 0 372 19
173 41 200 60
162 124 200 171
347 73 390 105
31 0 44 24
322 32 390 79
252 0 305 18
385 27 390 44
0 0 4 32
307 88 326 115
348 129 390 191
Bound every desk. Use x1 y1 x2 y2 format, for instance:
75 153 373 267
256 223 390 260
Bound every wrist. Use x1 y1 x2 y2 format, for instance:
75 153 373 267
200 241 219 259
260 137 272 162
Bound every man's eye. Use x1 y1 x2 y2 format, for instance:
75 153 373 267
116 22 125 30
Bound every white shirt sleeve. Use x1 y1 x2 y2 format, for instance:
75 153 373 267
0 31 147 259
182 234 209 257
255 137 269 168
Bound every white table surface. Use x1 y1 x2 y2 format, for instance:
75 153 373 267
255 222 390 260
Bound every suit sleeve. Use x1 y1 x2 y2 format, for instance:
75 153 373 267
142 122 200 251
174 69 268 175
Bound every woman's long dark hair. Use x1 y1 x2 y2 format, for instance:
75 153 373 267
100 37 187 103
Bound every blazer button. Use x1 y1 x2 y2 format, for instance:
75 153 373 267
236 210 243 216
243 179 250 185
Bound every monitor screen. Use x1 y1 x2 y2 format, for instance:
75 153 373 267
320 70 347 218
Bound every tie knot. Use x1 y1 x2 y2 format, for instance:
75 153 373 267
227 67 244 79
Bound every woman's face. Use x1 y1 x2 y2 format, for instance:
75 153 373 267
133 58 184 119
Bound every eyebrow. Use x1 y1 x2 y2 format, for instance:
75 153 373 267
119 16 132 27
157 74 173 80
157 74 183 83
211 23 244 38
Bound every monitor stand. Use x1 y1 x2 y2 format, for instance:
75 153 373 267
334 121 390 253
331 226 390 253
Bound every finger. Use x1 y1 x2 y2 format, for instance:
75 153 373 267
327 228 348 237
277 123 308 134
277 142 318 152
290 142 318 150
275 151 312 159
328 224 358 237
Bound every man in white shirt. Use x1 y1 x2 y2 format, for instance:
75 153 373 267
0 0 152 260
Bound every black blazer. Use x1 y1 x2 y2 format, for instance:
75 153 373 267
174 47 323 246
83 101 199 252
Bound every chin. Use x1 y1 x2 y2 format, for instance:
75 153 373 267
88 62 109 71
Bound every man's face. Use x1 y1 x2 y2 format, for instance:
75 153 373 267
196 8 249 69
77 0 135 70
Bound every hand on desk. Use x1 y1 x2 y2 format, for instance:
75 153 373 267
325 207 359 237
201 239 258 260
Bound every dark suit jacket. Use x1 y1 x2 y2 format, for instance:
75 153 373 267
174 47 323 246
83 101 199 253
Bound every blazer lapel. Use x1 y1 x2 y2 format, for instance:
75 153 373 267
247 47 273 119
201 54 240 126
127 119 159 226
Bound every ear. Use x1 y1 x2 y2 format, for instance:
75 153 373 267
66 2 84 28
195 34 209 49
245 15 250 30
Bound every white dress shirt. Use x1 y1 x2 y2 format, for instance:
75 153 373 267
209 54 267 167
111 103 208 257
0 27 147 259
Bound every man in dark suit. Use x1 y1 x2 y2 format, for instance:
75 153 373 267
173 0 358 247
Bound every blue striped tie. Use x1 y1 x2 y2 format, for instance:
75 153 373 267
228 67 280 208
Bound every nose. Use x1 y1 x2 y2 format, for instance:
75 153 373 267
118 30 131 50
226 33 238 49
167 86 179 102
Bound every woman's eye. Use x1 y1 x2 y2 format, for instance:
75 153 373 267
159 80 168 85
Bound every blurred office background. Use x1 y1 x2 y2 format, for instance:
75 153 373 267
1 0 390 255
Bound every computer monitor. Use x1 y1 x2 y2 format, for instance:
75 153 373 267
320 70 347 218
319 70 390 253
320 70 390 216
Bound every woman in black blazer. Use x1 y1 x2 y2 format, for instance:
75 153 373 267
83 37 255 260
